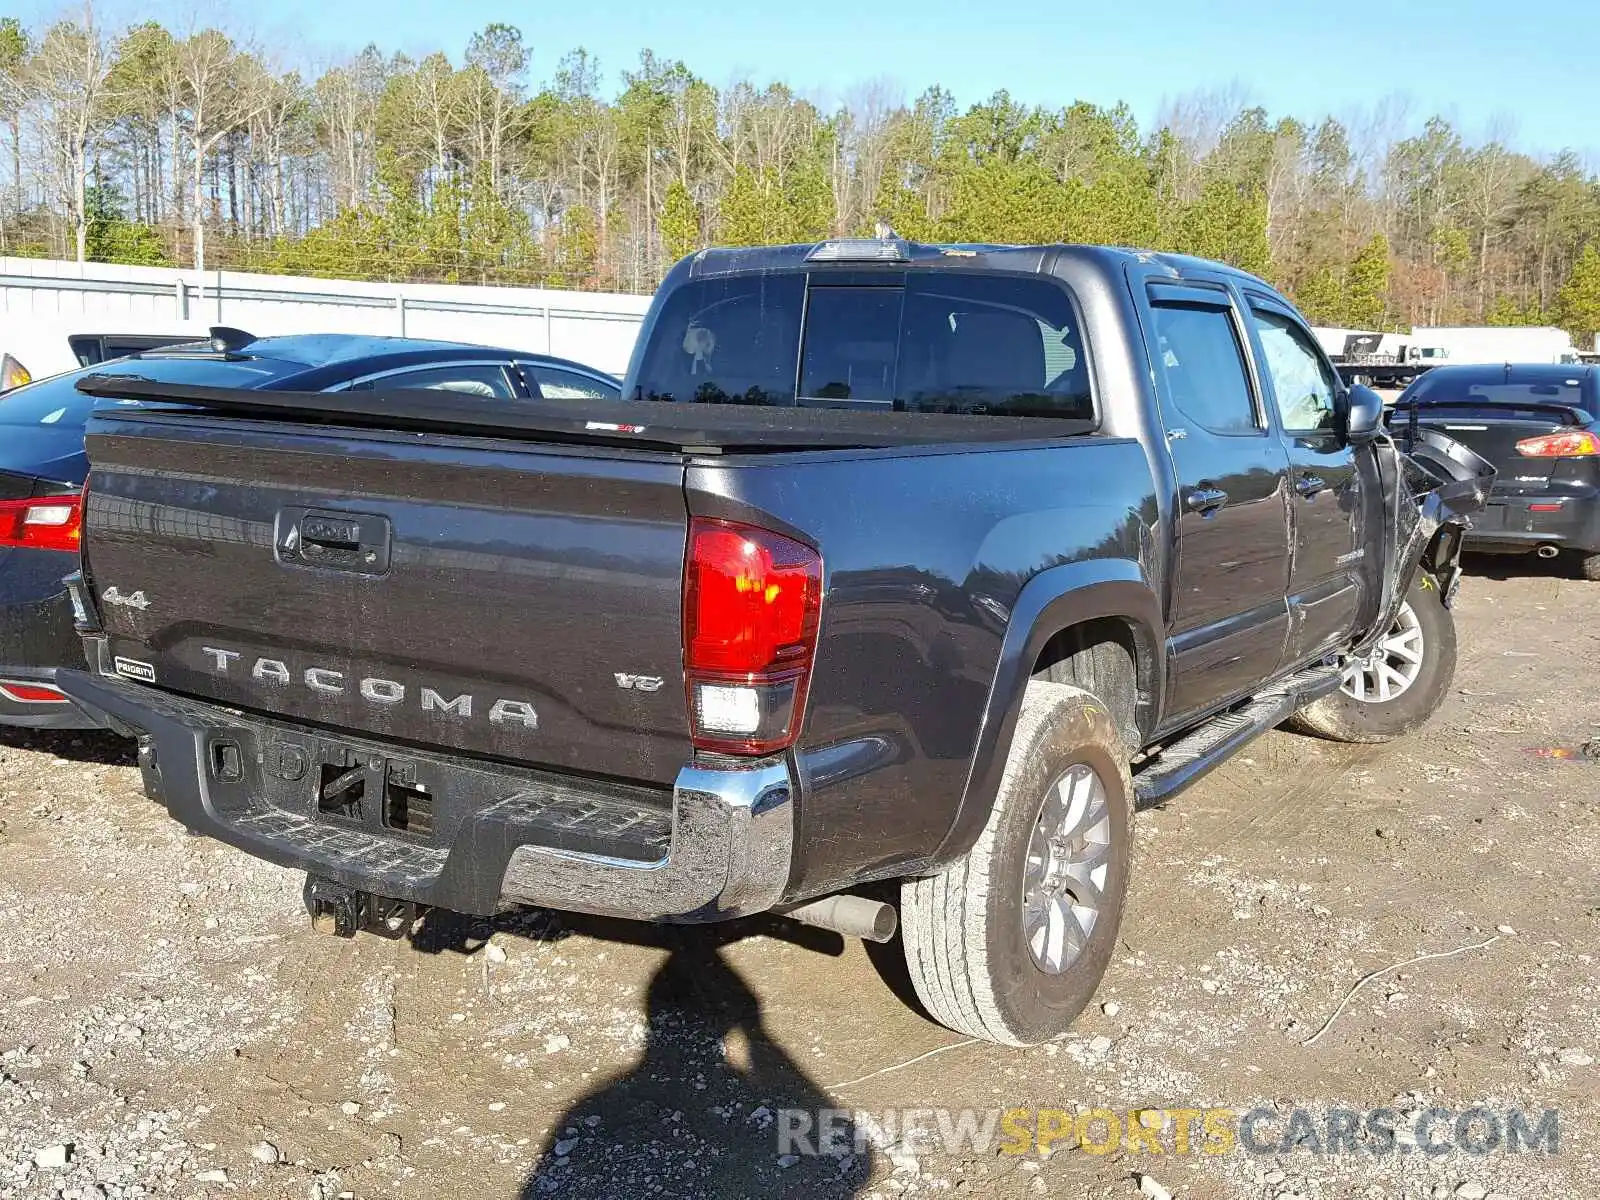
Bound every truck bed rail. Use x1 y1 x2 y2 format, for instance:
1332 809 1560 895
74 373 1097 454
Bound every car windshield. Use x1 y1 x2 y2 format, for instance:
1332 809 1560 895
0 356 298 428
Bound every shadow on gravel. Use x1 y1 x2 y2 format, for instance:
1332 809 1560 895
1459 550 1582 582
409 903 849 959
0 725 135 767
518 931 871 1199
410 884 936 1027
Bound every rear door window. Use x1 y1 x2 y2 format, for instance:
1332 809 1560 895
353 364 518 399
528 365 619 400
635 271 1093 419
1147 301 1261 435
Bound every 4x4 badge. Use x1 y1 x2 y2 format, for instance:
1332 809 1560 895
102 587 151 611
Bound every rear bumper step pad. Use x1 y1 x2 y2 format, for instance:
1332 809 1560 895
59 669 796 922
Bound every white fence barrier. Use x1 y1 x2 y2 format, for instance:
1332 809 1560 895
0 257 653 378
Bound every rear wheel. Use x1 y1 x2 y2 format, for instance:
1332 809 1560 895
900 682 1132 1046
1288 573 1456 744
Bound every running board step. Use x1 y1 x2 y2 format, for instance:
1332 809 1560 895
1133 664 1344 807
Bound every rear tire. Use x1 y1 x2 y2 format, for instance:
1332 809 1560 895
1289 573 1456 744
900 682 1132 1046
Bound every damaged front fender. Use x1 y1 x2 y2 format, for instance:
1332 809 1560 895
1360 427 1497 654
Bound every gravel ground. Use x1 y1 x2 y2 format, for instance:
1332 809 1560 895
0 561 1596 1200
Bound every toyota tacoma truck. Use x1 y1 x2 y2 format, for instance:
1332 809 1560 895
58 241 1492 1046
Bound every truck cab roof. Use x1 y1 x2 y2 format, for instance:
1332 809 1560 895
679 239 1274 294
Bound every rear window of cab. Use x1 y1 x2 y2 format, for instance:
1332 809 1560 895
634 271 1094 420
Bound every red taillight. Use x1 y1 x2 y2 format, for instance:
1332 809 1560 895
1516 430 1599 458
0 680 68 704
684 518 822 755
0 495 82 553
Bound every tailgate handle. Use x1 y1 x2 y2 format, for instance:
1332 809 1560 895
278 507 392 576
302 516 361 550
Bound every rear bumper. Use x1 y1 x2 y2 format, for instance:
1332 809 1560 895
0 666 103 730
58 668 796 922
0 558 102 729
1467 492 1600 554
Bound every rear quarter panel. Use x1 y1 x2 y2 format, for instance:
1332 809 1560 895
688 437 1158 897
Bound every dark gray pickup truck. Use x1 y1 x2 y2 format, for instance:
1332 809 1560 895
60 240 1492 1046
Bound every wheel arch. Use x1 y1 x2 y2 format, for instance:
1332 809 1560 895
929 558 1163 869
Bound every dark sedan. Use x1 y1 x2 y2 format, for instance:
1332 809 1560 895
1390 363 1599 579
0 330 620 728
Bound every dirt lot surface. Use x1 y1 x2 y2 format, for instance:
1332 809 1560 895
1 562 1596 1200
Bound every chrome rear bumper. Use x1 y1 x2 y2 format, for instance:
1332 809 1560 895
500 759 795 921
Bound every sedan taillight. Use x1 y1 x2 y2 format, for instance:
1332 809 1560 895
1515 430 1599 457
0 495 83 553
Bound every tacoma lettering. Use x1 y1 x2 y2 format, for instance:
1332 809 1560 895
199 645 533 728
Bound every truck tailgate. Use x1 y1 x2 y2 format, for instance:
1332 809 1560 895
82 414 692 785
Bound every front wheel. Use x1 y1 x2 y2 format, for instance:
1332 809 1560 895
900 681 1132 1046
1288 573 1457 744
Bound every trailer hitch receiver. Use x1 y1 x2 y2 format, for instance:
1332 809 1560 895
303 876 420 939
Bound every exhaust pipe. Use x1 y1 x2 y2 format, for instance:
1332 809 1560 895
778 894 898 943
1536 544 1561 559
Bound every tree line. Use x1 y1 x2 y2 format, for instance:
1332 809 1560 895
3 11 1599 339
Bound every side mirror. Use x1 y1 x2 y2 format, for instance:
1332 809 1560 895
1342 385 1384 444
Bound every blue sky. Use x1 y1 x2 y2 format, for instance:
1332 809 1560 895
142 0 1592 160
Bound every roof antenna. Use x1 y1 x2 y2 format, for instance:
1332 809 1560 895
209 326 256 354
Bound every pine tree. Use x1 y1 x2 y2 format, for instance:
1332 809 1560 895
1556 244 1600 347
871 178 936 243
1294 267 1343 325
1176 178 1271 278
783 162 834 243
1344 233 1391 329
715 165 768 246
548 205 598 287
659 179 699 263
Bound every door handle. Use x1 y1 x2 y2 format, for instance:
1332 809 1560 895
1183 485 1229 516
1295 473 1327 499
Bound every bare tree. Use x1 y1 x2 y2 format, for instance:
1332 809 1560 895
314 46 387 216
25 6 112 261
237 60 303 239
0 17 30 233
173 28 277 271
403 52 457 186
839 78 902 230
458 26 527 190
